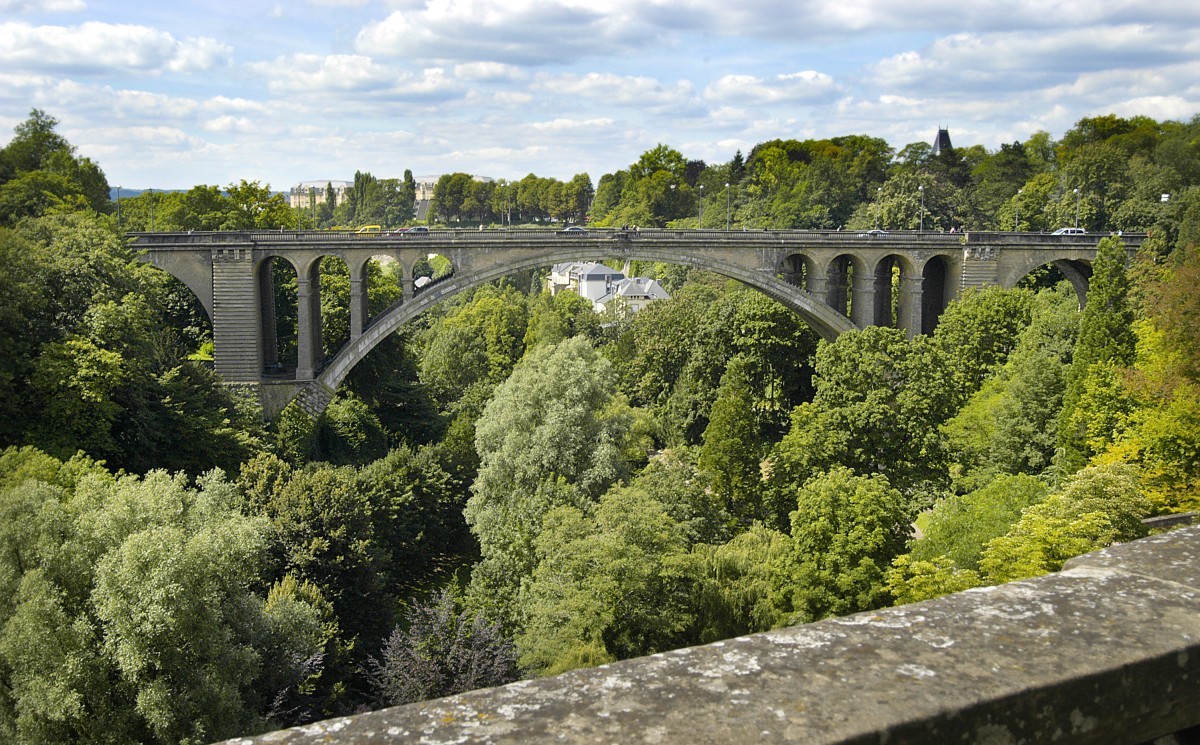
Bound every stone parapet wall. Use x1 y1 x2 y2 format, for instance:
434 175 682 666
219 525 1200 745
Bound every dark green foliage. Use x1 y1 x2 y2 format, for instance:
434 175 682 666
370 589 519 706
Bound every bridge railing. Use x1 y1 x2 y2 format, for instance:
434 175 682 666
128 228 1143 250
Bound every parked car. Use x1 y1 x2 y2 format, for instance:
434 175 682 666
1052 227 1086 235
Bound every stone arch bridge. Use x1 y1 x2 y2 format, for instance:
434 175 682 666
131 228 1138 418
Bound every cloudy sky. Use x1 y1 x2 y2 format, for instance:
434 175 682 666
2 0 1198 190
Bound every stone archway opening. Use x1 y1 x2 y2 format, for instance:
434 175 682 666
319 255 353 359
921 255 951 336
413 252 455 296
825 254 856 318
871 254 920 335
260 256 298 377
1016 259 1092 308
778 252 819 292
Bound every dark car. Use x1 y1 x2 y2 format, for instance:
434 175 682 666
385 226 429 236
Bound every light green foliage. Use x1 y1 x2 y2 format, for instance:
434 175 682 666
466 337 631 627
623 448 727 546
978 463 1150 583
885 554 982 605
909 474 1048 571
943 284 1080 485
777 467 910 624
933 285 1034 393
517 484 697 675
0 457 325 743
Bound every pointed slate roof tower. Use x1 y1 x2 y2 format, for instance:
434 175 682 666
932 127 953 155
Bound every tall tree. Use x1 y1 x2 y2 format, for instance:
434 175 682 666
1058 237 1136 471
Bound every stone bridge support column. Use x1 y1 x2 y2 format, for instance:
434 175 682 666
296 264 323 381
211 248 264 383
349 262 368 341
851 270 876 328
808 273 827 299
899 275 924 338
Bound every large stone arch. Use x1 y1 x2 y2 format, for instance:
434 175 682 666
316 247 858 397
1001 253 1093 307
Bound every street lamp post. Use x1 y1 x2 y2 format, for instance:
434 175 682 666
874 186 882 230
116 186 121 228
1015 188 1022 232
698 184 704 226
918 184 924 233
725 182 731 230
1074 187 1081 229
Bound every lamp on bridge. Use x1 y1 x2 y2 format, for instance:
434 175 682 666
1074 187 1081 229
725 182 731 231
698 184 704 227
918 184 925 233
875 186 882 230
1015 188 1022 232
116 186 121 228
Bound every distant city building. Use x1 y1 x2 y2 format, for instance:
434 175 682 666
288 180 352 209
547 262 669 314
932 128 953 155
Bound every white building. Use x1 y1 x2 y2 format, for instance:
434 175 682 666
288 180 352 209
595 276 671 314
547 262 670 314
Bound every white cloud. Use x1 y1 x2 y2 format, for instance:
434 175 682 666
529 117 615 132
704 71 838 105
0 0 85 12
454 62 526 82
250 54 465 102
531 72 694 108
0 21 231 75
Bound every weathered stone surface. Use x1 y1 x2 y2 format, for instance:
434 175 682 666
219 526 1200 745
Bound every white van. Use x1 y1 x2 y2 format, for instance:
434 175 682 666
1052 227 1086 235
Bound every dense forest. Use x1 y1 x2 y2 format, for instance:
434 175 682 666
1 108 1199 744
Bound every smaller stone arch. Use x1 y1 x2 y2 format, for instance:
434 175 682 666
778 252 820 292
920 254 953 336
822 253 868 321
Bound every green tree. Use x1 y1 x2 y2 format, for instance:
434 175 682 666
517 484 697 675
979 463 1149 583
464 337 632 628
698 356 764 526
775 467 910 624
1058 237 1136 471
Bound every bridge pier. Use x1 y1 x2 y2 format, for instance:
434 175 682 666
852 269 875 327
349 265 368 341
295 264 322 381
899 274 924 338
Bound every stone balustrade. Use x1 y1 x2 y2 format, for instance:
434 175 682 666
219 524 1200 745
